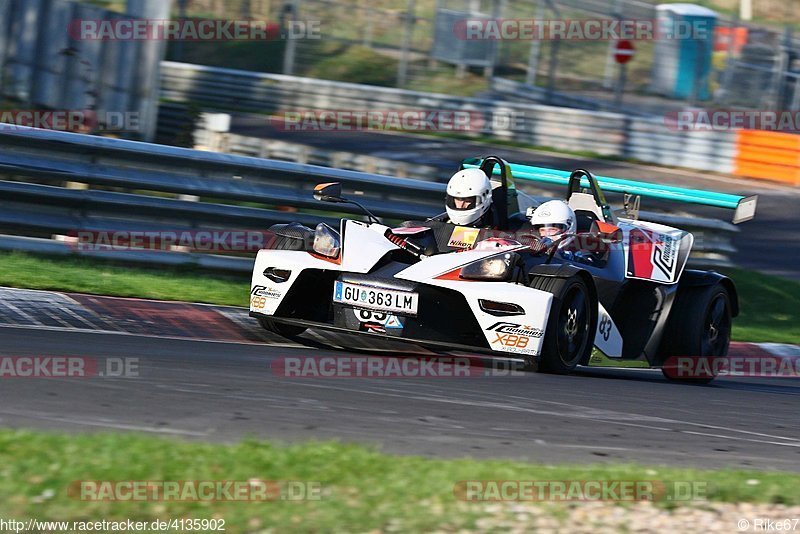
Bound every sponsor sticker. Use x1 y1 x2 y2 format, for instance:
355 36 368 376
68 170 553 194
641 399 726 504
652 235 677 280
626 228 684 283
448 226 481 249
485 322 543 355
251 285 282 310
354 309 404 334
251 285 282 299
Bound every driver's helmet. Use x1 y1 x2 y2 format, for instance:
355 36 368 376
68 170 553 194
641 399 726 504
529 200 576 239
445 169 493 226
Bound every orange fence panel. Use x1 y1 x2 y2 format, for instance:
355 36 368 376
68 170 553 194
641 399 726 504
734 130 800 186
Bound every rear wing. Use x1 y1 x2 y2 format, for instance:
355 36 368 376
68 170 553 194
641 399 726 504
462 157 757 224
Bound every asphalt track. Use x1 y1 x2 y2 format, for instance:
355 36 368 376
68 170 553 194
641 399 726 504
2 322 800 472
2 126 799 474
231 120 800 280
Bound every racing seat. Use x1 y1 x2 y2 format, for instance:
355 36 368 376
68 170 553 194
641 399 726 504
567 191 602 233
565 169 616 232
487 167 533 232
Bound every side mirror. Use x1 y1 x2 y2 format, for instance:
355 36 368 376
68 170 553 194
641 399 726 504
313 182 344 203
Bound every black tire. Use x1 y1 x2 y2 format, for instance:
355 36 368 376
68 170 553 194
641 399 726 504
528 274 597 374
659 284 732 384
258 317 307 338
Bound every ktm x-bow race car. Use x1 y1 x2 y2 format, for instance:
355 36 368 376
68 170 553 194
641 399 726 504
250 157 757 383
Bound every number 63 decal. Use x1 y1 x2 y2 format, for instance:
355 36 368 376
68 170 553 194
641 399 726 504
598 314 612 341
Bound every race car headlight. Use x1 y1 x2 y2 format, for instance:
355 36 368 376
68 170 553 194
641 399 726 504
460 253 517 281
313 223 341 258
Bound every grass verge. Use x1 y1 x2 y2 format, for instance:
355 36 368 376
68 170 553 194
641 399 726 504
0 251 797 344
719 268 800 344
1 430 799 532
0 252 248 308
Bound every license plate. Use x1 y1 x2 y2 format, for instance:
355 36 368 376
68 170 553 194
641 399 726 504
333 281 418 315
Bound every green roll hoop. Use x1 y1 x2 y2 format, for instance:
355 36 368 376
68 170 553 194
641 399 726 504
462 157 758 224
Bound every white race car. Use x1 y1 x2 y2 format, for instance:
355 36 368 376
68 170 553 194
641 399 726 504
250 157 757 382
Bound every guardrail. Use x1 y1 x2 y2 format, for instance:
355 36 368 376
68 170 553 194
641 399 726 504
159 61 739 173
199 131 440 182
0 125 738 271
193 117 740 267
0 125 443 271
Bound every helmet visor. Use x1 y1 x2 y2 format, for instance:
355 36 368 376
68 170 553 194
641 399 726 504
446 195 478 211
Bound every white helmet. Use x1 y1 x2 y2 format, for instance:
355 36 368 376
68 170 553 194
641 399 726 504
445 168 493 226
529 200 576 238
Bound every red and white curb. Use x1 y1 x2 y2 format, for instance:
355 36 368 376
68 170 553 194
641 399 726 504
0 287 798 360
729 342 800 358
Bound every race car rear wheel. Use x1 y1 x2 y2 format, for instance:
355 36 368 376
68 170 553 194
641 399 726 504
529 274 596 374
659 283 732 384
258 317 308 338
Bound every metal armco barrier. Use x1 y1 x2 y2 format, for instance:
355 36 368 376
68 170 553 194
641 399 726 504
0 126 739 270
202 132 441 182
195 122 740 268
159 61 742 174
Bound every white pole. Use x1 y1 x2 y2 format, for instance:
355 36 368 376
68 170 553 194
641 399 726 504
740 0 752 21
283 0 299 75
397 0 415 88
602 0 623 89
525 0 543 86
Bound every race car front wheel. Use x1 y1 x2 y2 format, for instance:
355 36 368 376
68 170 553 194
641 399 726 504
529 274 597 374
258 317 308 338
